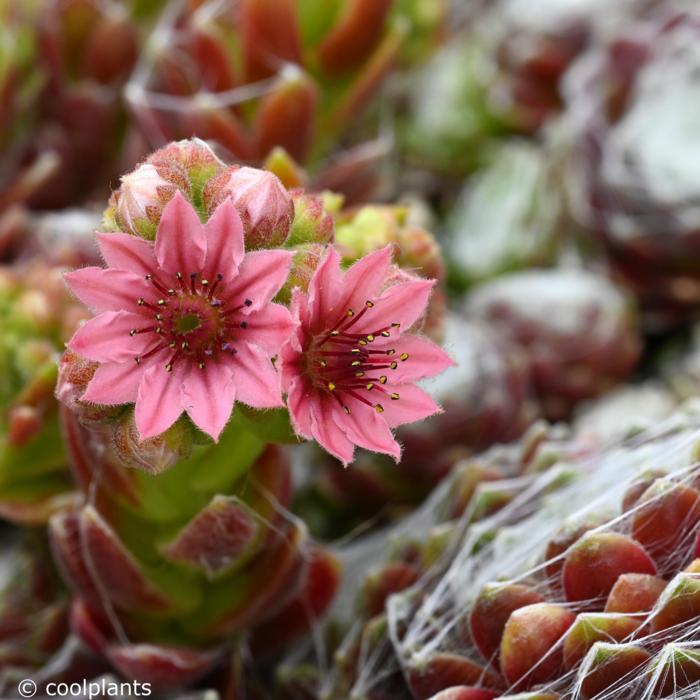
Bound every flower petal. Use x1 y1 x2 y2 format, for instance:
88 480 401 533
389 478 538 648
81 360 155 406
154 191 207 277
227 341 283 408
240 303 295 354
374 334 454 383
181 361 236 442
307 247 343 330
286 377 313 440
97 232 158 276
380 383 441 429
340 246 393 312
308 395 355 466
356 278 434 334
332 401 401 462
135 364 186 441
64 267 150 314
68 311 159 363
203 198 245 282
224 249 292 313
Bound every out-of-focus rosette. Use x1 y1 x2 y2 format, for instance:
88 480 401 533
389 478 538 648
1 0 141 211
0 262 87 524
294 315 535 538
563 3 700 329
446 142 562 290
467 268 642 421
125 0 415 203
404 0 647 175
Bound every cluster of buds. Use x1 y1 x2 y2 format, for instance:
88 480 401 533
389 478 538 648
466 269 642 420
405 0 649 174
50 138 452 687
0 261 87 524
127 0 430 202
564 4 700 329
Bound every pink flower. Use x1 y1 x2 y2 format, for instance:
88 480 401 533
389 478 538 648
65 191 294 442
280 246 453 466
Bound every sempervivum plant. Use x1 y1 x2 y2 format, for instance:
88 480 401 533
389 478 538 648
466 269 642 421
309 421 589 700
404 0 647 175
0 261 87 524
51 138 452 691
446 143 562 291
563 4 700 330
337 402 700 700
1 0 140 211
126 0 423 202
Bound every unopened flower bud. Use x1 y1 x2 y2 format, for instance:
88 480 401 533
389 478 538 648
115 163 177 239
204 166 294 248
111 411 192 475
286 190 335 246
277 243 327 303
55 349 122 425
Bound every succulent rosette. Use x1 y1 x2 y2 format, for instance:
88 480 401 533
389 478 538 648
2 0 142 211
563 4 700 329
467 269 642 420
126 0 424 202
405 0 646 174
0 262 87 524
446 143 562 290
310 403 700 700
51 139 451 689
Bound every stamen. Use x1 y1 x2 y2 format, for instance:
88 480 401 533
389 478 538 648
190 273 196 294
198 362 205 369
391 393 400 400
379 376 387 384
208 273 224 298
129 327 154 336
400 353 409 361
145 274 170 296
375 404 384 413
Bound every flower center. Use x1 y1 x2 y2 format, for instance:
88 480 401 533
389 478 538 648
309 299 408 415
130 271 253 371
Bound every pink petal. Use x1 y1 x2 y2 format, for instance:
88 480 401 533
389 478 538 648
223 249 292 313
203 198 245 282
227 341 283 408
285 377 313 440
339 246 392 313
376 334 454 383
380 384 441 429
308 247 342 330
308 395 355 466
290 287 311 329
135 364 186 440
240 303 295 354
332 401 401 462
68 311 158 363
97 232 157 276
356 279 434 334
65 267 150 314
81 360 155 405
154 191 207 277
279 331 304 389
181 361 236 442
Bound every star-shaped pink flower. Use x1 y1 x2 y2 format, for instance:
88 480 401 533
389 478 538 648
65 191 294 442
280 246 454 466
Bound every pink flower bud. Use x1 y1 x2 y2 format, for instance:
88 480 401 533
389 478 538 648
115 163 176 238
205 166 294 248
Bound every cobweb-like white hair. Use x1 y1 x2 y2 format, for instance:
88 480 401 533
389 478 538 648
305 400 700 700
